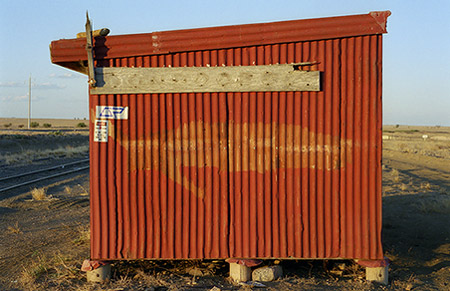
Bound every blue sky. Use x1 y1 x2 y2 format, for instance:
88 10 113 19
1 0 449 125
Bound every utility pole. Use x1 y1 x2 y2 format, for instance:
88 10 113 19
28 74 31 129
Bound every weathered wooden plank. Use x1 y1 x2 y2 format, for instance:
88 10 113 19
91 64 320 94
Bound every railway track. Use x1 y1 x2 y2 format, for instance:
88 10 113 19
0 159 90 193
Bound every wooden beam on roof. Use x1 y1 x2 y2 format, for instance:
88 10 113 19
91 64 320 95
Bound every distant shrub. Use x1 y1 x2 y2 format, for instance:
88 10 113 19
18 124 24 128
77 122 87 128
48 130 63 136
30 122 39 128
395 124 400 128
43 123 52 128
4 123 12 128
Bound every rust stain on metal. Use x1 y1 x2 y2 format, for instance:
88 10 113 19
105 121 349 199
52 11 389 261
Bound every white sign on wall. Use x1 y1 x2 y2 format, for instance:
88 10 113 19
94 120 109 142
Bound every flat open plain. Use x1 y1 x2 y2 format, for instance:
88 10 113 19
0 121 449 290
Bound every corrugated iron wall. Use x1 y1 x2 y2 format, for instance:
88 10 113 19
89 34 383 261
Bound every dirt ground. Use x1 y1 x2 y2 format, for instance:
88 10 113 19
0 123 449 290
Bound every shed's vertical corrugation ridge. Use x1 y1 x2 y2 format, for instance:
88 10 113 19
286 43 296 258
339 37 348 259
107 92 117 259
165 54 176 259
89 33 384 261
369 36 377 259
377 35 383 260
196 51 206 259
361 36 370 260
331 38 341 258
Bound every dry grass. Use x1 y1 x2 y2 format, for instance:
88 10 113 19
399 183 409 191
0 145 89 165
420 182 432 190
64 184 89 196
132 268 174 289
19 254 50 288
18 253 84 290
73 226 90 246
7 221 22 234
17 252 173 291
77 184 89 196
384 139 450 160
64 186 72 195
391 169 400 183
31 187 52 201
58 145 89 157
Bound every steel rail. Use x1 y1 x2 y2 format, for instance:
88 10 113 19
0 165 89 193
0 158 89 183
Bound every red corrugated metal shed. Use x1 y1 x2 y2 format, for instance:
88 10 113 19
50 11 390 261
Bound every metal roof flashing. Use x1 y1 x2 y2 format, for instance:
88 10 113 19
50 11 391 71
369 11 391 33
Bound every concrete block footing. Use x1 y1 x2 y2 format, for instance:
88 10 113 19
252 265 283 281
86 264 112 283
229 262 252 282
366 266 388 285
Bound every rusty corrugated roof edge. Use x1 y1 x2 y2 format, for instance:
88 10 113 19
50 11 391 67
369 11 391 33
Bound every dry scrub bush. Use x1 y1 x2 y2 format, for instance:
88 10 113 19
391 169 400 183
77 183 89 196
50 145 89 157
399 183 408 191
420 182 431 190
64 186 72 194
7 221 22 234
31 187 52 201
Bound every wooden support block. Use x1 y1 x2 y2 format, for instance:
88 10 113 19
229 262 252 282
91 64 320 95
366 266 388 285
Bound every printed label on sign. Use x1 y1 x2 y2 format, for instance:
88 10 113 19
96 106 128 119
94 120 109 142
